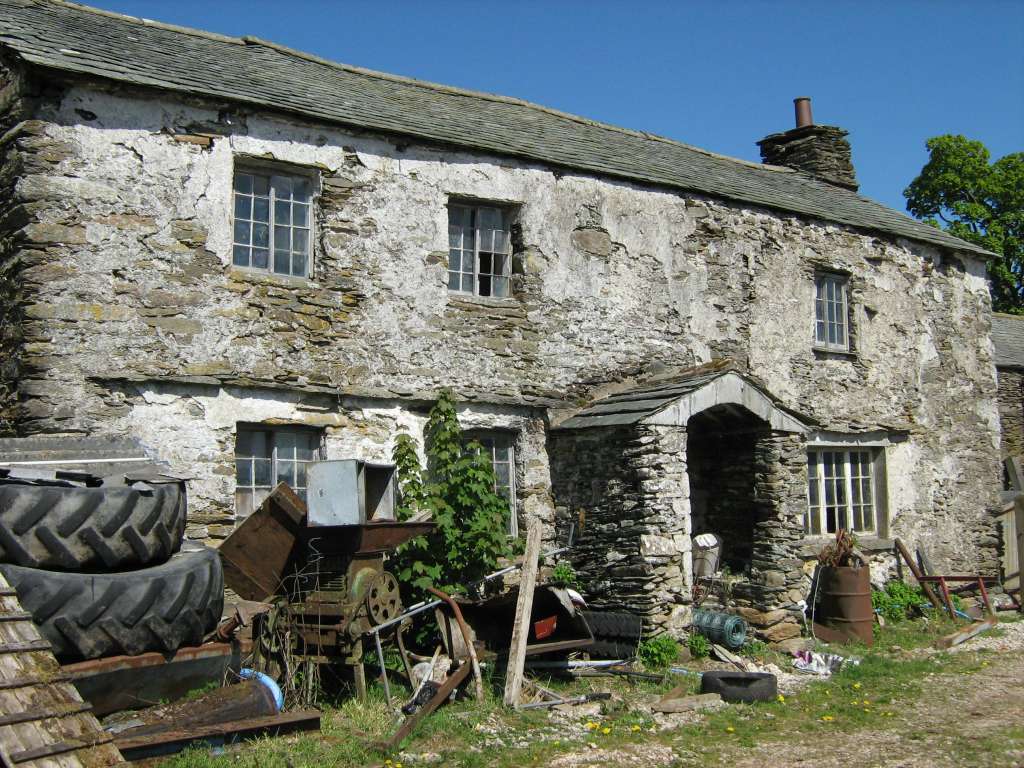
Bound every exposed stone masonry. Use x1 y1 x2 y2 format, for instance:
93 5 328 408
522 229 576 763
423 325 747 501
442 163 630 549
998 369 1024 461
0 65 1004 627
758 124 859 191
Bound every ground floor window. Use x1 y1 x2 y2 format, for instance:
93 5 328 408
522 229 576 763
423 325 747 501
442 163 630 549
806 448 879 535
234 426 322 517
466 431 518 537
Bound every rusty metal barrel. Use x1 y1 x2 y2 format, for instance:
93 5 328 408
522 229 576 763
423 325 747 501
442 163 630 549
815 565 874 646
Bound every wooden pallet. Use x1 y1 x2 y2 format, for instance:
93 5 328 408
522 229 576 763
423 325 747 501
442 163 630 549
0 575 124 768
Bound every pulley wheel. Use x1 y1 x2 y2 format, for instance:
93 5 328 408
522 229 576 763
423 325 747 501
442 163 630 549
366 571 401 625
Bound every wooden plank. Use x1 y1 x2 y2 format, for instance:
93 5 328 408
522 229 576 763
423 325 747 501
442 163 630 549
934 616 998 649
114 710 321 761
380 662 471 751
503 519 542 708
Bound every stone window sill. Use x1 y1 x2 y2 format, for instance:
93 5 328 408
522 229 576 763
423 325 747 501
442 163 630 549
813 346 858 361
228 268 319 290
799 536 893 558
446 293 520 310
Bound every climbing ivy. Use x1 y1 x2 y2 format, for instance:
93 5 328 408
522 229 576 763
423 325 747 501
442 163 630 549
391 390 513 599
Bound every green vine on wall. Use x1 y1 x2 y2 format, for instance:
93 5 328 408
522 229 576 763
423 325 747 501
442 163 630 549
391 390 513 599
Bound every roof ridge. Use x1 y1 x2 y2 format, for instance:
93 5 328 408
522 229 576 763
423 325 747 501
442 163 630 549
42 0 243 44
40 0 787 177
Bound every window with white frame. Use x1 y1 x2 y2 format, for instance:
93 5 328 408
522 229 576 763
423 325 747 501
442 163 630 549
448 203 512 298
232 167 314 278
805 448 879 535
234 426 322 517
814 274 850 351
466 431 518 536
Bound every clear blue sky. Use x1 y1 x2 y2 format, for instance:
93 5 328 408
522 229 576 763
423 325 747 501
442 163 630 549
83 0 1022 213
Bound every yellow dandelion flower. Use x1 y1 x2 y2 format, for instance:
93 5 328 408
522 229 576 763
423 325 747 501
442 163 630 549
863 708 870 713
726 726 735 733
821 715 834 722
776 694 785 703
631 725 641 732
601 727 611 735
585 722 598 730
853 683 861 690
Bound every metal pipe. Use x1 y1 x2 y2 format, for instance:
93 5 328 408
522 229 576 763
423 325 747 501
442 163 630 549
374 630 392 707
524 659 628 669
794 96 813 128
369 546 571 636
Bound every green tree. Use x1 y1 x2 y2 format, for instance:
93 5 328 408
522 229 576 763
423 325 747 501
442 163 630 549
904 135 1024 313
391 390 512 598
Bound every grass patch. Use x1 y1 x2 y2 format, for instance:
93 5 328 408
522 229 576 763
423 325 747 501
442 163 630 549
161 617 1015 768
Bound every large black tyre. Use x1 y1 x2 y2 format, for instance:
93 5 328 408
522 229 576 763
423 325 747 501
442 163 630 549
581 610 643 659
700 671 777 703
0 478 186 570
0 547 223 660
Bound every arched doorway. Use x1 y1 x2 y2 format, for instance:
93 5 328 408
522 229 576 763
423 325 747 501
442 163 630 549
686 404 771 573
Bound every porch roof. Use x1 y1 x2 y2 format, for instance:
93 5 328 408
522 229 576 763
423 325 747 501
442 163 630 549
557 369 809 433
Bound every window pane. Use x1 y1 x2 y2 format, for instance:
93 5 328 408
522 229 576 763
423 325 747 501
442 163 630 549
275 200 291 225
293 229 309 254
291 252 307 277
234 173 253 194
233 220 250 245
277 461 296 487
253 175 270 196
293 203 309 227
234 194 252 220
492 253 508 276
233 244 250 267
449 226 463 249
253 458 272 487
293 178 310 201
252 248 269 269
273 250 289 273
449 251 462 272
253 223 269 248
273 175 293 199
478 275 492 296
448 271 462 291
461 274 473 292
275 225 290 250
236 430 266 457
235 459 252 486
479 252 493 275
295 461 307 489
478 207 502 230
492 277 509 298
253 196 270 222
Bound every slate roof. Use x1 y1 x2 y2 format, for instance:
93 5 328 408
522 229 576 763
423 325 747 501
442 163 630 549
0 0 988 258
992 314 1024 369
559 371 730 430
557 365 809 431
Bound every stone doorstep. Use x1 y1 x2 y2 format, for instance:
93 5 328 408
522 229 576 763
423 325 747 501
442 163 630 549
649 692 724 714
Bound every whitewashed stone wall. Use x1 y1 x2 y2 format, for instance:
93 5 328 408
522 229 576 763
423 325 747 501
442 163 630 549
0 74 1003 584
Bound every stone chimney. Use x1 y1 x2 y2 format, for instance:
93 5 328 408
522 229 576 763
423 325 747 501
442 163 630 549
757 97 858 191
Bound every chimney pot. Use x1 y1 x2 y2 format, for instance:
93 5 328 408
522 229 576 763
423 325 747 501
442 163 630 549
794 97 813 128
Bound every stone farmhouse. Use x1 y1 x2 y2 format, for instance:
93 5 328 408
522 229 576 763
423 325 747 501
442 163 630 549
0 0 1003 635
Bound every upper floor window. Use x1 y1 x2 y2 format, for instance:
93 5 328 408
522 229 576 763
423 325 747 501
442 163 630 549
466 430 518 537
234 425 322 517
448 203 512 298
233 168 313 278
814 274 850 351
806 448 880 536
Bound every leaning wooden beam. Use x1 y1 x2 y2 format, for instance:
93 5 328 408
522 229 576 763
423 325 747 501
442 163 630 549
894 538 944 611
380 661 472 751
934 616 998 650
503 519 543 708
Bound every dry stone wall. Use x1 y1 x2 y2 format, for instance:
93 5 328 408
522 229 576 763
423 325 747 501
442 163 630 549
0 75 1003 580
998 368 1024 461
